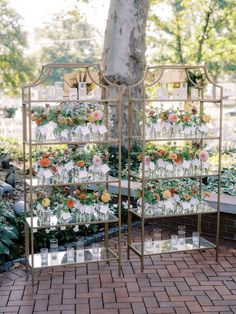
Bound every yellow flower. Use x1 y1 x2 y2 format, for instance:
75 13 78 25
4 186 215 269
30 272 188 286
184 102 193 114
101 191 111 203
88 114 96 123
201 114 211 123
42 198 50 208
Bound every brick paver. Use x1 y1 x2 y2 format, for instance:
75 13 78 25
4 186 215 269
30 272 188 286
0 227 236 313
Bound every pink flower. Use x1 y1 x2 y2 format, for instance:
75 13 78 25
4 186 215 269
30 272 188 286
93 110 103 121
144 156 151 167
148 109 156 117
199 150 209 161
168 114 178 123
92 155 102 167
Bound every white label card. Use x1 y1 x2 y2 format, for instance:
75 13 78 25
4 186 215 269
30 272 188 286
100 164 110 174
166 163 174 172
182 202 191 210
81 126 90 135
182 160 191 169
100 205 109 214
39 126 47 136
73 126 81 134
64 161 74 171
79 170 88 178
98 125 107 135
61 129 69 137
190 198 199 205
42 169 53 179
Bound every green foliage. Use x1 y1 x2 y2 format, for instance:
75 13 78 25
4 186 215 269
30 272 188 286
206 165 236 196
35 9 101 83
148 0 236 76
0 200 19 263
107 143 141 178
0 137 22 161
3 107 17 118
0 0 35 94
206 148 236 195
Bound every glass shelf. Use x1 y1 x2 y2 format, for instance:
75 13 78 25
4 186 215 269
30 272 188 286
26 213 119 230
130 171 219 181
131 135 220 142
25 177 119 188
130 98 221 103
23 99 119 104
24 138 119 146
129 237 215 257
27 247 118 269
129 206 217 219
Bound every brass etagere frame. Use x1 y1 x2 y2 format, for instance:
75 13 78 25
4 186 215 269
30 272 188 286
127 65 223 271
22 63 123 285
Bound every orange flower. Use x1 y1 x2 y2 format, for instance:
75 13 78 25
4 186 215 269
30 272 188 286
137 154 143 161
154 193 160 201
182 115 190 123
79 193 86 200
101 191 111 203
39 158 51 168
169 188 177 196
204 191 211 198
36 118 43 125
31 115 37 121
163 190 172 199
67 200 74 208
169 152 177 160
183 194 190 201
174 155 183 164
157 148 167 157
76 160 85 167
75 189 81 195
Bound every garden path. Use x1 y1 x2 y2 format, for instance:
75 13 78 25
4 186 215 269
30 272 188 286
0 225 236 314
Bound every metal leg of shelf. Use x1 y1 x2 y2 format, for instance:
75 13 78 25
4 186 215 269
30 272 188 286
104 223 109 264
127 212 132 260
197 214 202 233
31 267 35 286
140 255 144 272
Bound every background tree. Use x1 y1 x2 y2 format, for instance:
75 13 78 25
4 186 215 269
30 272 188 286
35 9 101 65
0 0 34 95
148 0 236 77
102 0 150 143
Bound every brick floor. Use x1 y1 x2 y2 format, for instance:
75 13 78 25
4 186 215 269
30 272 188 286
0 226 236 314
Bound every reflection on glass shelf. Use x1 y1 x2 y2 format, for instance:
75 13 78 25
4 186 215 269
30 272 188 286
131 136 220 142
130 237 215 256
130 205 217 219
28 247 118 268
24 138 119 146
130 98 221 103
25 177 118 187
26 213 118 229
131 171 218 180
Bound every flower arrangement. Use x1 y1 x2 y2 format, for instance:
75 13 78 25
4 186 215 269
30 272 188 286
145 103 211 139
136 179 210 217
31 102 107 142
33 146 110 185
137 142 211 178
33 185 113 226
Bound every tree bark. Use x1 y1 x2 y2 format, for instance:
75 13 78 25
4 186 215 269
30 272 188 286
102 0 150 146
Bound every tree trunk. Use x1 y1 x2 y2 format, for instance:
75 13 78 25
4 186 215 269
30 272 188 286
102 0 149 146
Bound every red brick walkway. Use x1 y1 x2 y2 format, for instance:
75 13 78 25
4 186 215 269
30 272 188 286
0 226 236 314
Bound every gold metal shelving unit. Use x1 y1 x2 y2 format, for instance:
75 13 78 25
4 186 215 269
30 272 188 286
22 63 123 284
127 65 223 271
